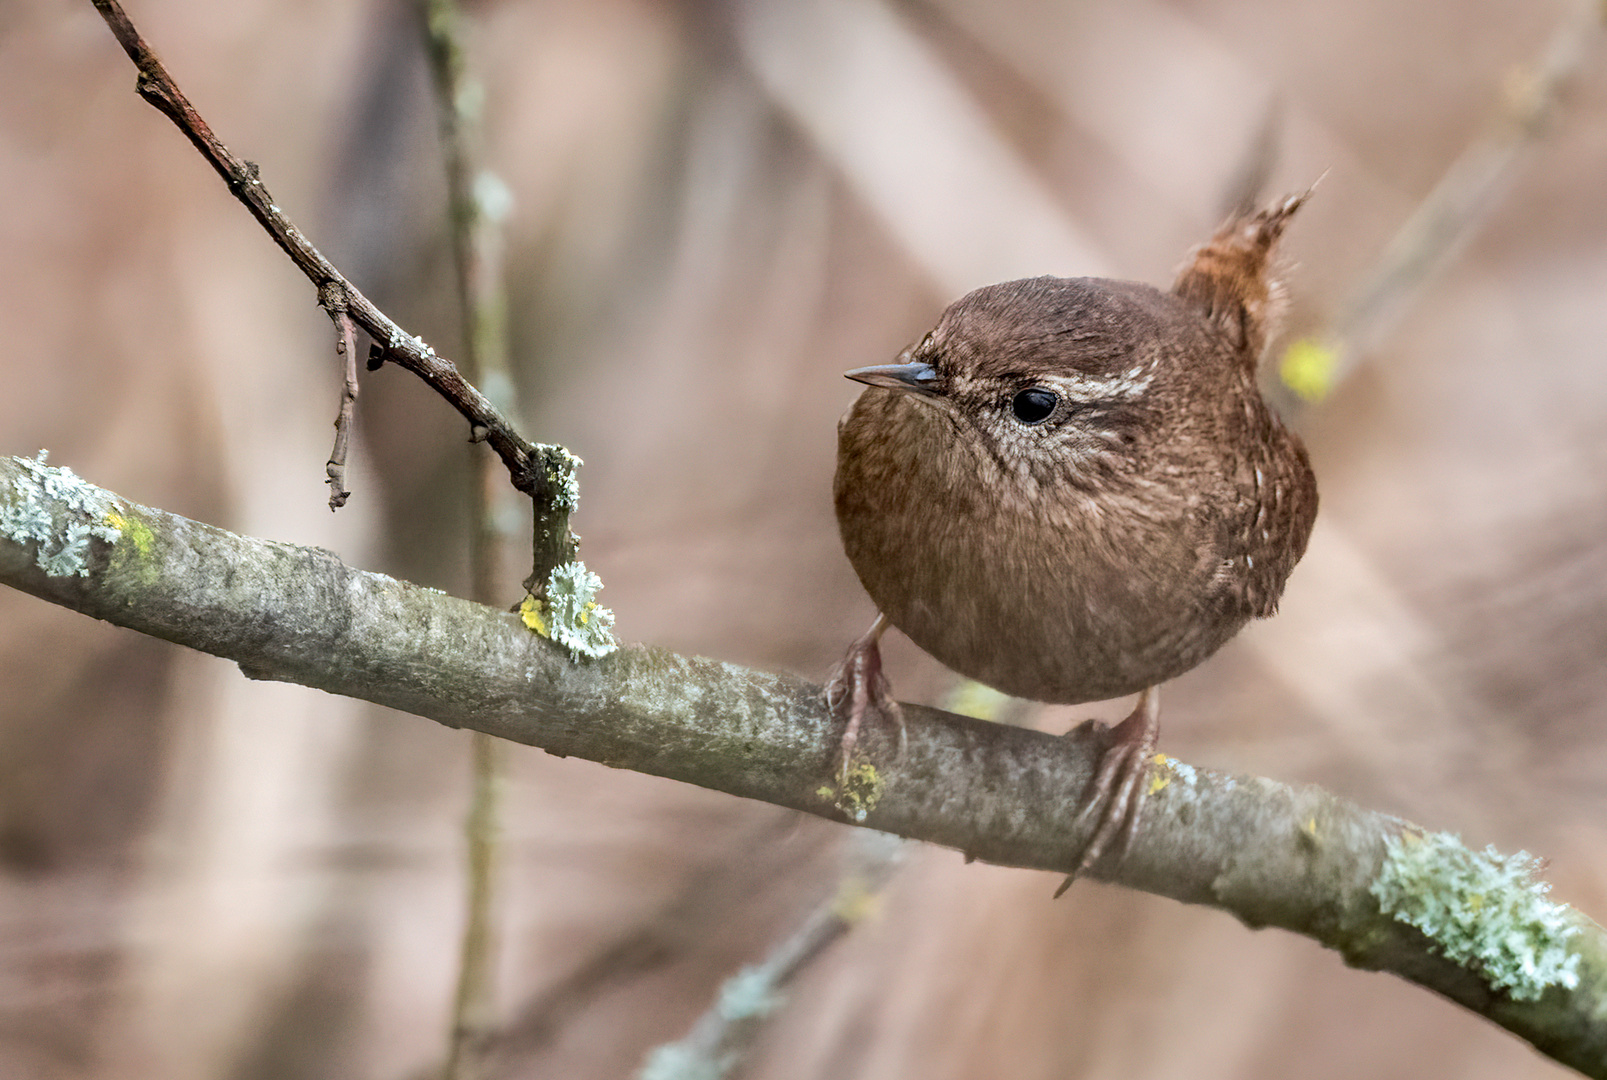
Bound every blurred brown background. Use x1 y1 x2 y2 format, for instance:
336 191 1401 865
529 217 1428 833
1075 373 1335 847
3 0 1607 1076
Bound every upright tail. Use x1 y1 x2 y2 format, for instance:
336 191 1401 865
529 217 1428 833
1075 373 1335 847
1171 188 1312 362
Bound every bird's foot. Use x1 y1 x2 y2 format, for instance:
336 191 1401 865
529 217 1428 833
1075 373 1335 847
1053 686 1161 898
824 615 903 800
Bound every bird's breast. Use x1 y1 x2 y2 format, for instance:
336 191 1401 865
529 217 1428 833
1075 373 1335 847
834 391 1244 704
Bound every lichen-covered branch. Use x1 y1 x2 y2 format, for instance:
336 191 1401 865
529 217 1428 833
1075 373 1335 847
89 0 606 650
2 454 1604 1075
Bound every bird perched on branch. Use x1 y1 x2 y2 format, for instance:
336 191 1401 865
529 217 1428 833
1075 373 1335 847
829 194 1318 885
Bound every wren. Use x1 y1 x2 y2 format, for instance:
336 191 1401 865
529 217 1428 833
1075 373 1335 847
829 194 1318 885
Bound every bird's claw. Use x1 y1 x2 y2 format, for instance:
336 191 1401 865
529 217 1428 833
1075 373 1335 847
825 616 901 787
1054 687 1161 898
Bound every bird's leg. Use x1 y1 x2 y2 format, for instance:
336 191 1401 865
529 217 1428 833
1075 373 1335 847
824 613 901 785
1054 686 1161 897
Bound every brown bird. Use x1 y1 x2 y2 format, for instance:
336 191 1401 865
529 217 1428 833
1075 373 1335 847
829 194 1318 886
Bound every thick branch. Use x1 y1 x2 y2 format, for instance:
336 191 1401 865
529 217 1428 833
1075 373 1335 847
2 455 1604 1076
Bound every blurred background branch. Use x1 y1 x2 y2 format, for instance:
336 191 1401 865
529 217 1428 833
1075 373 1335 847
1275 0 1605 405
416 0 518 1075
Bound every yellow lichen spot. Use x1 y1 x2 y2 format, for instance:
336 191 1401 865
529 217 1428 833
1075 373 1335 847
1148 753 1171 795
519 594 549 638
1280 337 1340 403
1305 817 1319 837
832 874 882 924
579 601 595 625
1469 892 1485 913
834 759 885 822
104 508 155 565
815 786 836 802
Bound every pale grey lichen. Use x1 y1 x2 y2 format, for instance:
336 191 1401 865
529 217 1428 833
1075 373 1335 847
717 965 783 1022
540 560 617 660
1 451 123 577
1371 830 1580 1001
540 444 583 513
1160 755 1197 788
473 169 513 224
636 1045 728 1080
632 966 779 1080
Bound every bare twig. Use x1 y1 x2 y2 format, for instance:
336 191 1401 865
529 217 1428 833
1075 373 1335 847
415 0 521 1074
324 291 359 510
3 458 1605 1078
87 0 577 522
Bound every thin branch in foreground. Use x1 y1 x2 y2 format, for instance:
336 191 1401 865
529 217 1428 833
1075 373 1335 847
86 0 573 536
88 0 610 652
2 455 1604 1077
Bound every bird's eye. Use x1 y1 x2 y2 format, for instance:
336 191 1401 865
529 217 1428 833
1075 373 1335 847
1010 387 1058 425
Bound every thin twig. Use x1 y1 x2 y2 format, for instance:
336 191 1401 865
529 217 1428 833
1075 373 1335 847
636 683 1006 1078
87 0 575 517
324 293 359 510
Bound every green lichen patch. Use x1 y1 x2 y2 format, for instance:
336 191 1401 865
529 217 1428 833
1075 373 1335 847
1371 830 1580 1001
2 451 123 577
523 560 617 661
111 510 156 561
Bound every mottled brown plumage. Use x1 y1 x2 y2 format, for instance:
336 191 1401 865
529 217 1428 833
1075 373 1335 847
829 194 1318 882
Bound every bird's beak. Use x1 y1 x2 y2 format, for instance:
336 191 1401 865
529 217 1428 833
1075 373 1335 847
843 361 940 397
